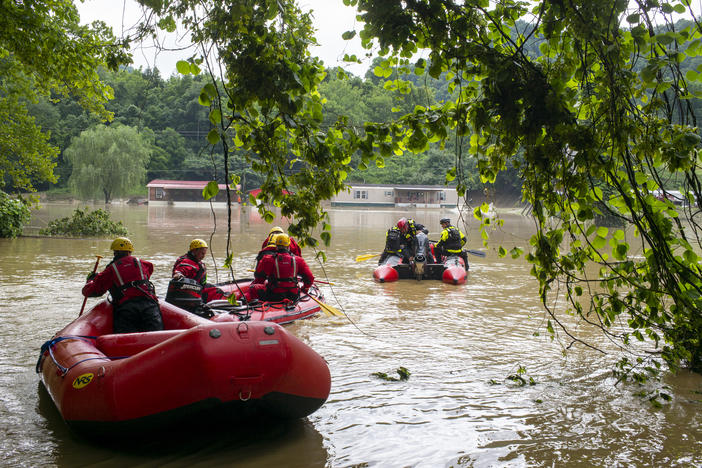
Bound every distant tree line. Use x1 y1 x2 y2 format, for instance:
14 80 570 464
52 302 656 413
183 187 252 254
25 60 523 201
25 19 702 204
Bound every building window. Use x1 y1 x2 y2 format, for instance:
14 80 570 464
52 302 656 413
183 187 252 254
354 190 368 199
155 188 165 199
439 191 446 201
385 190 393 197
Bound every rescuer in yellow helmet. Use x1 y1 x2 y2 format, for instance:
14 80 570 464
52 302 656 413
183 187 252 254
83 237 163 333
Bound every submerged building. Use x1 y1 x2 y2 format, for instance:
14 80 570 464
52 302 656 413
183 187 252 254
329 184 458 208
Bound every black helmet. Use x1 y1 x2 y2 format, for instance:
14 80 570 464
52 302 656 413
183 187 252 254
440 218 450 224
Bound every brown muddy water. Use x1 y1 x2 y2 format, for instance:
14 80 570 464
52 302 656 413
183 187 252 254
0 203 700 467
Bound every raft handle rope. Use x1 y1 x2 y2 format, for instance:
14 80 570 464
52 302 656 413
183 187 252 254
36 335 128 376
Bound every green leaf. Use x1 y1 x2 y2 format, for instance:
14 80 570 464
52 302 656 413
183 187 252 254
157 16 177 32
446 167 456 182
207 129 220 145
203 83 217 98
176 60 191 75
199 91 211 106
342 31 356 40
209 109 222 125
683 249 698 264
202 180 219 200
592 236 607 249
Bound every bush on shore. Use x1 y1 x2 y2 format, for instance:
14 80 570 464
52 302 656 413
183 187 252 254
0 192 31 238
40 207 128 237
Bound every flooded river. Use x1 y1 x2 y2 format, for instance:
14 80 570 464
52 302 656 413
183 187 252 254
0 204 700 467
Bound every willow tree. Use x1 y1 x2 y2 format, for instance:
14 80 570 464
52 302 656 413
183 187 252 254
66 125 151 203
138 0 702 379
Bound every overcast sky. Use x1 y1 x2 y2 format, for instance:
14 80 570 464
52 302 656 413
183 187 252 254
77 0 372 77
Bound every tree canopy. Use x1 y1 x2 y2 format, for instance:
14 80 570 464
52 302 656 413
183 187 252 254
0 0 130 194
125 0 702 380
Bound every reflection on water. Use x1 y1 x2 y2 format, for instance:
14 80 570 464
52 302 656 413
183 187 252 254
36 383 327 468
1 203 700 467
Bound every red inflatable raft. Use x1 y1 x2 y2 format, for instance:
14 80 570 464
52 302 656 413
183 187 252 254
373 254 468 285
36 299 331 437
166 278 326 324
372 255 402 283
210 279 326 324
440 255 467 285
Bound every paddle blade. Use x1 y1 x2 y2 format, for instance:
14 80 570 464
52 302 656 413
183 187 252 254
355 253 380 262
466 249 486 258
309 295 344 317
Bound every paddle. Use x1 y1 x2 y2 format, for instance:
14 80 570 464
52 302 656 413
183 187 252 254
79 255 103 316
355 253 380 262
307 294 344 317
466 249 486 258
427 240 486 258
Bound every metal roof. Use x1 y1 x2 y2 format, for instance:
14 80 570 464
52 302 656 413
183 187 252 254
146 179 228 190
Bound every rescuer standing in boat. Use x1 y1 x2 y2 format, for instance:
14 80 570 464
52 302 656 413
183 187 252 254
171 238 227 304
247 233 314 302
378 218 410 264
82 237 164 334
433 218 468 269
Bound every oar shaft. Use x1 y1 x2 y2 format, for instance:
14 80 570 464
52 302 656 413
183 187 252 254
79 255 103 317
466 249 486 257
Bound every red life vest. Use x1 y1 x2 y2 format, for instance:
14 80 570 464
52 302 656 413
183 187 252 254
253 251 314 296
173 253 207 284
83 255 156 306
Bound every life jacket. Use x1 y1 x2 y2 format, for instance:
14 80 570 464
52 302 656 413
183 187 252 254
407 219 424 238
267 252 300 295
443 226 463 253
385 227 403 254
255 245 278 263
173 252 206 285
108 256 157 305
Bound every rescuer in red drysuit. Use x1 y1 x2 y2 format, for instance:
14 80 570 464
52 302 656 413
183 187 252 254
82 237 163 334
246 233 314 302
